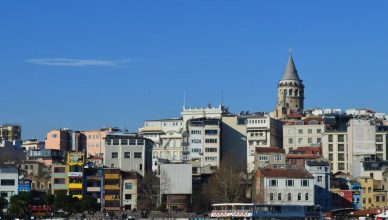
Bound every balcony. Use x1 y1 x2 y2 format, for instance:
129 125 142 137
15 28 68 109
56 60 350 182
87 187 101 192
104 195 120 201
68 183 83 189
105 174 119 179
104 185 120 190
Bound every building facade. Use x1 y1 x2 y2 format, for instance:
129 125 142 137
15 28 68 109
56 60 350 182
253 165 314 206
104 133 153 177
0 166 19 206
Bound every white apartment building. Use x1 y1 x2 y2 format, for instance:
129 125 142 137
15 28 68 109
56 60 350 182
283 117 324 153
181 105 224 127
254 166 315 206
187 118 221 174
139 118 184 172
246 114 283 174
0 166 19 210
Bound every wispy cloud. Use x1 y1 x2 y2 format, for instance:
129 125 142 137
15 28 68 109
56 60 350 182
26 58 133 67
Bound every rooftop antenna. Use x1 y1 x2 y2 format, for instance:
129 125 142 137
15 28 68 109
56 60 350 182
221 91 224 107
183 92 186 110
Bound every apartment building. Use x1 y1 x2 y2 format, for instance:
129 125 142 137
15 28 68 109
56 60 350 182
0 166 19 206
67 152 85 199
27 149 65 165
246 113 283 173
83 127 120 158
21 139 44 151
51 164 67 194
254 147 285 170
103 168 121 211
283 116 324 153
305 160 331 211
253 165 314 206
104 133 153 177
122 171 140 211
187 118 221 174
84 165 103 204
0 124 21 142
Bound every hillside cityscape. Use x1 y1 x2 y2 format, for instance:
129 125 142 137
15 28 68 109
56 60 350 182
0 52 387 219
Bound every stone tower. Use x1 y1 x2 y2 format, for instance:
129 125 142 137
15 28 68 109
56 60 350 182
275 50 304 119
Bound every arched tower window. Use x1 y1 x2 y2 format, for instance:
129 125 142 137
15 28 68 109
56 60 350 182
289 89 293 96
295 89 299 96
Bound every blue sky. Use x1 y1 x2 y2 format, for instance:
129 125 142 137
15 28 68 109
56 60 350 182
1 1 388 139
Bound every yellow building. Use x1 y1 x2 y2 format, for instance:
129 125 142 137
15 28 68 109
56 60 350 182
103 168 121 211
67 152 85 199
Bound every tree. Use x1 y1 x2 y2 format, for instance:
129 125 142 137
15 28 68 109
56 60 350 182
202 157 248 204
80 195 99 213
138 172 160 211
7 192 31 219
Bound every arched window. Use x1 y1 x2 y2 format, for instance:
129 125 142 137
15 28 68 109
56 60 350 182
283 89 287 95
305 193 309 201
289 89 293 96
270 193 274 201
278 193 282 201
298 193 301 201
295 89 299 96
288 193 292 201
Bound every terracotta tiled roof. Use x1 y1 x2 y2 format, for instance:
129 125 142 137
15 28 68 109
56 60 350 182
256 147 285 154
286 154 322 159
259 166 314 179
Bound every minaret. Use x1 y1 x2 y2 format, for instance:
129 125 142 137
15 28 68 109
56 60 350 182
275 49 304 119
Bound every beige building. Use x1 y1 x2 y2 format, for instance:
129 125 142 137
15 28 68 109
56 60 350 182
322 131 349 173
0 124 21 142
283 117 324 153
254 147 286 170
246 114 283 174
274 51 304 119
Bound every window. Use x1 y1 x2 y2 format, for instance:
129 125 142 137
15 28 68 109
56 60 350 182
338 163 345 170
269 179 278 186
376 196 380 202
205 130 218 135
329 153 333 161
111 152 118 158
317 138 321 143
376 135 383 142
338 153 345 161
288 138 293 144
54 178 65 184
125 194 132 200
139 164 143 171
274 155 283 161
134 152 142 158
191 130 202 135
382 196 386 202
328 144 333 152
317 129 321 133
301 179 309 187
1 179 15 186
112 139 120 145
328 135 333 142
205 139 217 144
278 193 282 201
376 144 383 152
54 167 65 173
259 155 268 161
363 198 366 204
105 140 111 145
137 139 144 145
286 180 294 186
121 139 128 145
270 193 274 201
368 198 371 204
129 139 136 145
298 129 303 134
191 139 201 144
52 134 57 138
338 135 345 142
308 129 312 134
288 193 292 201
317 176 323 183
338 144 345 151
124 152 130 158
298 193 302 201
125 183 132 189
298 138 303 144
308 138 312 144
305 193 309 201
205 148 217 152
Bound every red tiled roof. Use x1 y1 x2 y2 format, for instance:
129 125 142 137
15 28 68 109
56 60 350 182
256 147 285 154
259 166 314 179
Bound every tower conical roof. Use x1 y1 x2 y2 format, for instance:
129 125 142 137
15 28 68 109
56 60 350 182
282 51 300 80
